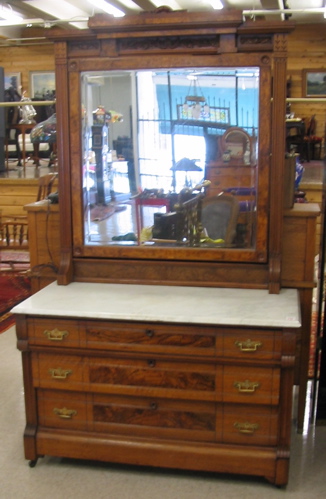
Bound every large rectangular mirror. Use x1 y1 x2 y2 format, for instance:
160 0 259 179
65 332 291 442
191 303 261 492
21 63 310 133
81 67 260 250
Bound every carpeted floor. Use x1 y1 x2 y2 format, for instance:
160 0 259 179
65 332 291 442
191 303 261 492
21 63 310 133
0 273 31 333
0 250 30 272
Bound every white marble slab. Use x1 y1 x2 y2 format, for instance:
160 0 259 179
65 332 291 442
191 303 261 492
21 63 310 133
11 281 301 328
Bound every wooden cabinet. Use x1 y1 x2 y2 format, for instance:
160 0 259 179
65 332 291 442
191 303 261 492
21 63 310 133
205 162 256 196
25 200 60 293
13 283 300 486
282 203 321 432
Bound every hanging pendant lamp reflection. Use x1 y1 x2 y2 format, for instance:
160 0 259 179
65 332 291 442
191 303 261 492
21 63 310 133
182 76 210 120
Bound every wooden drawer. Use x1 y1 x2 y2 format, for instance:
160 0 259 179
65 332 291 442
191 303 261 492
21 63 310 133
83 321 217 357
92 393 218 442
28 318 80 348
31 353 219 401
222 329 283 361
222 365 280 405
32 353 85 390
88 356 219 401
36 389 278 447
207 173 253 191
37 389 88 431
221 404 278 446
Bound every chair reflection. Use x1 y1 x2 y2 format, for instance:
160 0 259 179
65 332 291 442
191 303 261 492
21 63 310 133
201 193 239 245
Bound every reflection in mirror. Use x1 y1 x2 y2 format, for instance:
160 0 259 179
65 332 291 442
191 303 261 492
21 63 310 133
81 68 259 249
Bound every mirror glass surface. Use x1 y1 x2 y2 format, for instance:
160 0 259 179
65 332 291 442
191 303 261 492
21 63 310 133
81 67 259 249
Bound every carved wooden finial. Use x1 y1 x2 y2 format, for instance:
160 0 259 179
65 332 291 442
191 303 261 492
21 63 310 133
154 6 173 14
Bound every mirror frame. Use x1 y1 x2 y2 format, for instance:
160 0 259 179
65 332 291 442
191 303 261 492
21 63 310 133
47 10 295 292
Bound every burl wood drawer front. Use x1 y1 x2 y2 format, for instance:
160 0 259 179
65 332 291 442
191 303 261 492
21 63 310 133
222 329 283 360
28 318 80 348
221 404 279 446
37 389 88 431
88 357 219 401
32 353 85 390
92 393 218 442
83 321 218 357
223 365 280 405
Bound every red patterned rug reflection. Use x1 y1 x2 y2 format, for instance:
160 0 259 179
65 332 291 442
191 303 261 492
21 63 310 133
0 273 31 333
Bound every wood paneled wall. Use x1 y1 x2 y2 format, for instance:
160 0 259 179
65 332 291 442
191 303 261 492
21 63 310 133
1 23 325 136
287 23 326 140
0 43 54 96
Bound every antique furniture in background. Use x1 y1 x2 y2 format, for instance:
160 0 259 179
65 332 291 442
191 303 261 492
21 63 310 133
281 203 321 432
25 200 60 293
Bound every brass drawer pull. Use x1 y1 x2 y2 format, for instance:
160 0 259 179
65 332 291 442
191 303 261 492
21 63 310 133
43 328 69 341
234 380 260 393
49 368 72 379
234 422 259 434
145 329 154 338
53 407 77 419
235 339 262 352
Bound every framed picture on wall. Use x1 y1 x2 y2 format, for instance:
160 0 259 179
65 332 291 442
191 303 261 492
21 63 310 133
29 71 55 99
302 69 326 97
4 72 21 92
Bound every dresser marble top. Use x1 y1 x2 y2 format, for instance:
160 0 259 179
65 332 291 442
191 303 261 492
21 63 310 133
12 282 301 328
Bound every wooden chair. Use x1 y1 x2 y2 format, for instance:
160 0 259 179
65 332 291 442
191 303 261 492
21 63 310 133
0 216 29 271
36 173 58 201
0 218 29 249
0 173 58 271
5 127 22 168
304 115 323 161
286 119 306 160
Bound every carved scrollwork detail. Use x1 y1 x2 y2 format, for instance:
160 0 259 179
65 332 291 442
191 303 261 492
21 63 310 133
261 55 270 65
118 35 219 53
238 35 272 46
70 40 101 52
238 34 273 52
274 34 287 53
68 61 78 71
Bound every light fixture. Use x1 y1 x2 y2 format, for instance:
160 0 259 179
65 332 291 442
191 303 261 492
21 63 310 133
0 4 23 25
22 0 89 28
182 76 210 121
0 17 45 27
208 0 224 10
86 0 125 17
172 158 202 188
116 0 142 10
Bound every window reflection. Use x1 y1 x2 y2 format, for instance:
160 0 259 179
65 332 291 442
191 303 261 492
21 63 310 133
81 67 259 249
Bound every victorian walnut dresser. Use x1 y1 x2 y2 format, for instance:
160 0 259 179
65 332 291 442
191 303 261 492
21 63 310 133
13 9 303 487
